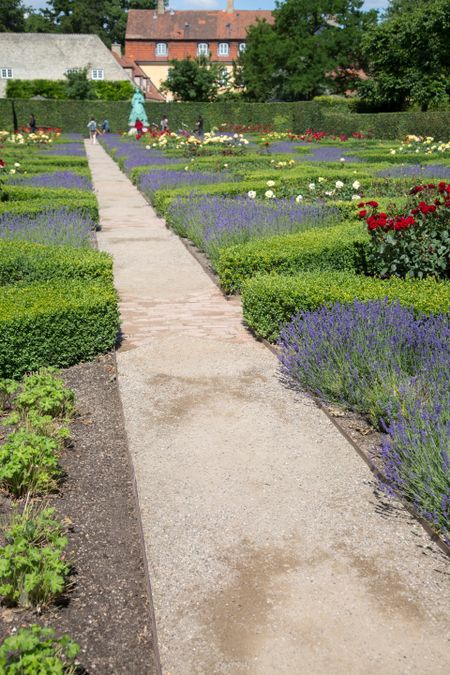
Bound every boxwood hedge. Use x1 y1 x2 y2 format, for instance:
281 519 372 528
0 198 99 222
0 279 119 378
0 241 113 286
216 223 368 294
241 271 450 341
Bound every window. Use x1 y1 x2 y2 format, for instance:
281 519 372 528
239 43 246 53
197 43 208 56
219 68 228 86
1 68 13 79
91 68 104 80
156 42 168 56
218 43 229 56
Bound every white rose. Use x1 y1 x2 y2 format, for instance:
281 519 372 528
10 169 15 174
390 149 396 155
248 190 256 199
352 180 360 190
335 180 344 189
308 183 315 190
351 194 361 201
264 190 274 199
14 162 20 167
184 166 189 171
318 177 326 183
340 157 346 163
295 195 303 203
145 145 150 150
325 190 334 197
266 180 275 187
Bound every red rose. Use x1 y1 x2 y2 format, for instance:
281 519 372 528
357 202 365 208
367 200 379 208
359 209 367 218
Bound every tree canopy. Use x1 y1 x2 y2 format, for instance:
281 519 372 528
359 0 450 111
237 0 376 101
160 56 226 102
0 0 26 32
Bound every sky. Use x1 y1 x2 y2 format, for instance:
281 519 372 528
26 0 389 12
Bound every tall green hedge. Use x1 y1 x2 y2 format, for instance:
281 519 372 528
6 80 135 102
1 98 449 138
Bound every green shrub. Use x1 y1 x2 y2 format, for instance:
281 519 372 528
6 78 134 101
0 199 99 223
0 241 113 286
0 429 61 496
0 625 79 674
216 223 367 293
4 185 93 203
241 270 450 341
0 508 69 606
0 279 119 378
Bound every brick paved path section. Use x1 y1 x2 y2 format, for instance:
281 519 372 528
87 142 450 675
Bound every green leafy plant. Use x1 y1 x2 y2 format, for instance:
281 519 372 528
15 370 75 420
0 378 19 412
0 625 79 674
0 507 70 607
0 429 61 496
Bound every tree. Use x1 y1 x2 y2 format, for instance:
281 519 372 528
0 0 26 31
238 0 375 101
29 1 162 46
160 56 225 101
359 0 450 111
65 68 94 100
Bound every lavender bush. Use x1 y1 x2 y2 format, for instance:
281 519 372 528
44 144 86 157
168 195 339 258
279 299 450 537
0 209 94 247
139 169 233 195
100 135 182 171
376 164 450 179
8 171 92 191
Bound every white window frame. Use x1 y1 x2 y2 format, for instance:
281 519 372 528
239 43 246 53
156 42 168 56
218 42 229 56
197 43 209 56
91 68 104 80
1 68 13 79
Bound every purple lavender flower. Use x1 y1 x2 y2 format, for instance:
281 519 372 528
0 208 94 247
168 195 339 257
44 143 86 157
139 169 234 195
279 299 450 537
377 164 450 179
9 171 92 191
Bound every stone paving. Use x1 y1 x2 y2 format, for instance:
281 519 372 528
86 142 450 675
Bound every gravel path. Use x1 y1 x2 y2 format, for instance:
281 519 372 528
87 142 450 675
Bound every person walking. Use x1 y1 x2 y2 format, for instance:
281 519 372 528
87 117 98 144
29 113 37 133
102 118 110 133
160 115 169 132
196 114 204 139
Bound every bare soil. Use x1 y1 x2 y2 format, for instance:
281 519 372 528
0 354 158 675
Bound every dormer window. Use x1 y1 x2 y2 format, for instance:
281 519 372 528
156 42 168 56
197 43 208 56
218 43 229 56
1 68 13 79
92 68 104 80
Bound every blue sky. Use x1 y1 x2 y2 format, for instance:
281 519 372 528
27 1 389 12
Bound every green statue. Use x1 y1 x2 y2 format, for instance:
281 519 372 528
128 87 149 127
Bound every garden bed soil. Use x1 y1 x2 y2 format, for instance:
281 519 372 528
0 354 158 675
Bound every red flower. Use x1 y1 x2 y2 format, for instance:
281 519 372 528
357 201 365 208
367 200 379 208
359 209 367 218
0 159 5 167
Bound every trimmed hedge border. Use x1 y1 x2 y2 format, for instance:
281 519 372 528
241 270 450 341
0 279 119 378
216 223 367 293
0 241 113 286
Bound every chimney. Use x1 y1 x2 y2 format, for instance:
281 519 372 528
226 0 234 13
157 0 165 15
111 42 122 57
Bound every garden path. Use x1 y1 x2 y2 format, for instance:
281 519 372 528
86 142 450 675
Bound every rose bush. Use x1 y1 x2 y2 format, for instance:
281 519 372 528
359 183 450 279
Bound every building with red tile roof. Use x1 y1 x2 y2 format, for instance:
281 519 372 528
124 1 273 99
